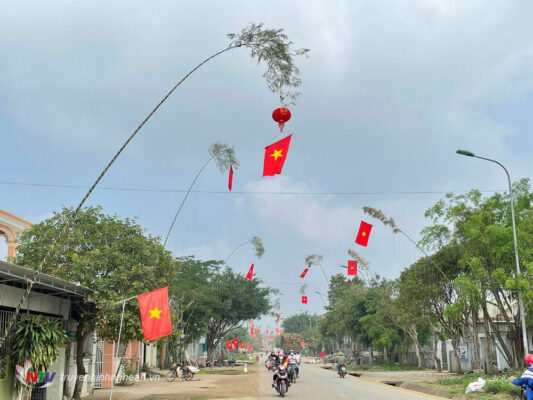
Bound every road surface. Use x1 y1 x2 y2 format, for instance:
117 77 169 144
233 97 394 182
257 363 440 399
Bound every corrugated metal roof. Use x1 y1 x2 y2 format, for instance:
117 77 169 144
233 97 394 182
0 260 92 297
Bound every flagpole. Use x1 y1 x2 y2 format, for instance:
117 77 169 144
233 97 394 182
109 299 127 400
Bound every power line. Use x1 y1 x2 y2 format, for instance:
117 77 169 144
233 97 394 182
0 180 507 196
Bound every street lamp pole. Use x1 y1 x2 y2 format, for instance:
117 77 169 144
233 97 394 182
456 149 529 357
314 291 327 307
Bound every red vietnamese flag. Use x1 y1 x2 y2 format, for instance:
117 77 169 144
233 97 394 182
226 340 233 351
228 165 234 191
240 342 245 349
348 260 358 276
277 314 280 322
263 135 292 177
233 338 239 348
270 335 274 340
300 268 309 278
246 264 254 280
302 296 308 304
137 287 172 341
355 221 373 247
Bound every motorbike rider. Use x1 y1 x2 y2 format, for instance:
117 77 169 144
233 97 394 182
510 354 533 400
273 350 291 387
335 351 346 373
289 350 299 378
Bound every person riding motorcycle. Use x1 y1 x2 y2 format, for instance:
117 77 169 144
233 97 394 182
272 350 291 387
335 351 346 373
289 350 300 378
510 354 533 400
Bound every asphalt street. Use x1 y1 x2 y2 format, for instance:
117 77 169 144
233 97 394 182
257 363 439 399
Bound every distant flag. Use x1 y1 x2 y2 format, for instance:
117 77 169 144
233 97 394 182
263 134 292 177
226 340 233 351
301 341 306 348
277 314 280 322
137 287 172 341
228 165 234 191
233 338 239 348
300 268 309 278
240 342 245 349
355 221 373 247
302 296 308 304
348 260 358 276
246 264 254 280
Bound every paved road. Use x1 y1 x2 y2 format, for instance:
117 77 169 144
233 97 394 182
256 363 438 399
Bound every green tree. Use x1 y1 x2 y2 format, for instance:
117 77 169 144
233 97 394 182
205 268 277 359
11 316 67 399
420 179 533 368
15 206 176 399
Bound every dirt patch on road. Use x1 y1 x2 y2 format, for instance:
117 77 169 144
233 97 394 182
86 364 259 400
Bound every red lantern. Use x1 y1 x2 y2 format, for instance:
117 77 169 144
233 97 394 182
272 107 291 132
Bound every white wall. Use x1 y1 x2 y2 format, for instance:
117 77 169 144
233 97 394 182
0 283 70 319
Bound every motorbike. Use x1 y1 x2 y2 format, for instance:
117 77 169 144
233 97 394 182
337 363 346 379
289 359 299 383
266 357 279 371
274 364 289 397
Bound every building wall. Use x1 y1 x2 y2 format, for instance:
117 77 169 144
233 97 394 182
0 355 14 400
0 284 70 319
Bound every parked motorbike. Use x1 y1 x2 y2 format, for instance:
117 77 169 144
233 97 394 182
274 364 289 397
337 363 346 379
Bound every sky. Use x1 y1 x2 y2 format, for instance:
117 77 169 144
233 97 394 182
1 0 533 333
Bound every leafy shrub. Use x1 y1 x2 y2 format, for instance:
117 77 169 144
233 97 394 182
484 377 520 396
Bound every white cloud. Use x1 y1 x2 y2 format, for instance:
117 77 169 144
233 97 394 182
241 176 359 243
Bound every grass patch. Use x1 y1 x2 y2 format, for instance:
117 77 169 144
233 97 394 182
429 373 522 398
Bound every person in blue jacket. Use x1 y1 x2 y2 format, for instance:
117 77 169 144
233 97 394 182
510 354 533 400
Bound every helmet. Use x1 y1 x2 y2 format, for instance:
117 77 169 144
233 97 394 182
525 354 533 366
290 350 294 353
278 350 284 356
338 352 344 356
271 350 276 355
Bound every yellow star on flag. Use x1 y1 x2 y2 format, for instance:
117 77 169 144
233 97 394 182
149 307 162 319
270 149 283 161
362 232 366 236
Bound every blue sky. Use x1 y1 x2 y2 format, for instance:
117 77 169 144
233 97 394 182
1 0 533 332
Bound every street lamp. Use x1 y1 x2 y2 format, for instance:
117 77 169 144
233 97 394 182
456 149 529 356
314 291 327 306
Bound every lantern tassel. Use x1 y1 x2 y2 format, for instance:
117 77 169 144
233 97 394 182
279 121 284 132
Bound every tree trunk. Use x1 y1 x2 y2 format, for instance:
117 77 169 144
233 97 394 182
432 329 441 372
408 325 423 368
471 308 481 370
485 306 513 367
482 306 494 374
159 338 167 370
72 324 90 400
451 339 462 375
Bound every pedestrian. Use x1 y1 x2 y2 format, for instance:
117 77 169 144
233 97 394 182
320 349 325 363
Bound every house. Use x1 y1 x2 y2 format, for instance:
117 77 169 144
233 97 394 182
0 208 32 260
0 260 92 400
